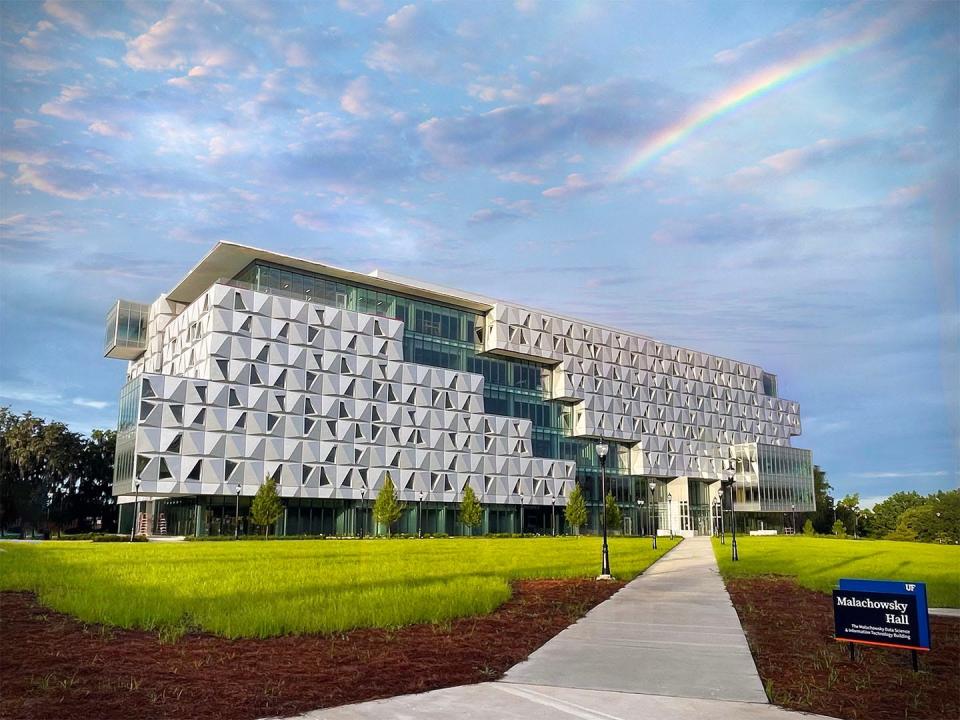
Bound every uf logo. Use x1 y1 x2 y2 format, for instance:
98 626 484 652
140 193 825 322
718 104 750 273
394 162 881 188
905 584 916 592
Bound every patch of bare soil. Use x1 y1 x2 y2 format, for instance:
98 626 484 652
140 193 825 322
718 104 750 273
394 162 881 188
727 576 959 720
0 579 621 720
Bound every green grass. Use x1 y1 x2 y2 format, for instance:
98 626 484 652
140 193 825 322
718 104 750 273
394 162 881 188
0 536 678 638
712 536 960 607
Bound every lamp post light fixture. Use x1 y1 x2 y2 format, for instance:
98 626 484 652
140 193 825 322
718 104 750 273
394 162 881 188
418 490 424 539
722 467 738 561
791 503 796 535
234 481 241 539
596 438 612 578
667 492 673 539
649 480 657 549
130 478 142 541
637 498 645 536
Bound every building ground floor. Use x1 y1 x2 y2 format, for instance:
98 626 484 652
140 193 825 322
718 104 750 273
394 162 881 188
117 490 810 539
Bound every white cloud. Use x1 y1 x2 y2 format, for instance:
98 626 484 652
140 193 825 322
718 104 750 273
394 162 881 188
285 42 311 68
13 119 41 131
851 470 949 479
73 398 110 410
337 0 383 15
43 0 125 40
88 121 131 139
497 171 543 185
340 76 377 117
542 173 604 199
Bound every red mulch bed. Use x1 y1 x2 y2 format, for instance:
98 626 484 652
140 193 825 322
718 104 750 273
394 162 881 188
727 577 959 720
0 579 621 720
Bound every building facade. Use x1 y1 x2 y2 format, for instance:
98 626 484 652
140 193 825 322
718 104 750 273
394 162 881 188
105 243 814 537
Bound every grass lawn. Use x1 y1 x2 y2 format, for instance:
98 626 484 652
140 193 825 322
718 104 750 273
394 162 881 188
0 536 677 638
713 536 960 607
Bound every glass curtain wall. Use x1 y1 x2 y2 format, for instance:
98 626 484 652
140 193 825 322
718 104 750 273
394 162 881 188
112 377 139 493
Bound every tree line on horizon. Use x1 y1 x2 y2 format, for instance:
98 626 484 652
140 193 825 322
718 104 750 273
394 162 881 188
0 407 117 537
810 466 958 544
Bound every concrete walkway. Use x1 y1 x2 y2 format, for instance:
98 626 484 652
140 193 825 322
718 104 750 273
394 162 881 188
271 538 833 720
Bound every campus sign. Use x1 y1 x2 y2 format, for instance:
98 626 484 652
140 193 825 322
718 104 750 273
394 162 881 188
833 579 931 652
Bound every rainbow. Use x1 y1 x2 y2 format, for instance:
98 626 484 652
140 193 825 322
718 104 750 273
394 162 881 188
613 15 896 180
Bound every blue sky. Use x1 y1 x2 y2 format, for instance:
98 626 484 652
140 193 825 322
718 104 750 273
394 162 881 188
1 0 957 506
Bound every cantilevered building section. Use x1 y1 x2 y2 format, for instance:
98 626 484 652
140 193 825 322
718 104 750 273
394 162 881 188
106 242 814 537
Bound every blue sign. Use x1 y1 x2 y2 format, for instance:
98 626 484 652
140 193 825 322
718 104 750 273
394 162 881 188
833 579 930 651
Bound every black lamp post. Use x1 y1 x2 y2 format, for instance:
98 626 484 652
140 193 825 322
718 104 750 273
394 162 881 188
637 498 645 536
359 488 366 539
550 494 556 536
519 489 524 536
596 439 611 578
418 490 424 538
722 467 738 561
649 480 657 549
667 492 673 539
130 478 142 541
234 481 241 539
717 492 725 544
791 503 796 535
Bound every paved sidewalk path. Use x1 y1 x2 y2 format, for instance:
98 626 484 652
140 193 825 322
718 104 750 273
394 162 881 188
502 535 767 703
272 538 833 720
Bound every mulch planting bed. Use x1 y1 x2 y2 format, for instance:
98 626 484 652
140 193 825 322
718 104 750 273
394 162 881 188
727 576 959 720
0 579 622 720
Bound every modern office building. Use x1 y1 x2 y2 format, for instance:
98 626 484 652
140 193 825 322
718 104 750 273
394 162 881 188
105 242 814 537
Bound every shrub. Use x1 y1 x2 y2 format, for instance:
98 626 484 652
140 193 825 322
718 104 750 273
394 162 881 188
831 520 847 538
802 519 815 536
92 534 147 543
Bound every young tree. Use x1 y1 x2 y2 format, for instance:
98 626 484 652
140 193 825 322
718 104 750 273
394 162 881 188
251 477 282 536
372 472 404 536
459 485 483 533
565 484 587 535
604 493 622 534
831 519 846 538
802 518 815 536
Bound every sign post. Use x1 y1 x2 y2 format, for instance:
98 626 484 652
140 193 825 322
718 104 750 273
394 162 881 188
833 579 931 671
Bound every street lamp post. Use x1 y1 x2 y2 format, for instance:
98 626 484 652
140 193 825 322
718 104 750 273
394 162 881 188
722 467 738 561
418 490 424 538
518 489 524 535
596 439 611 578
649 480 657 549
717 492 725 544
791 503 796 535
637 498 645 536
130 479 142 541
550 494 556 536
667 492 674 539
359 488 366 539
234 481 241 539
